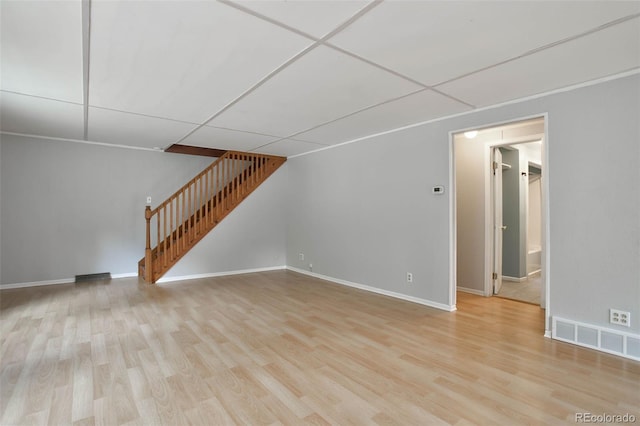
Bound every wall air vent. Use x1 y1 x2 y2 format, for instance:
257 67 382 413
552 316 640 361
75 272 111 283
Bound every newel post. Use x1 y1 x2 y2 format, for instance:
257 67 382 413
144 206 153 283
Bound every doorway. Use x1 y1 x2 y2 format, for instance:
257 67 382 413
450 116 549 332
492 142 543 304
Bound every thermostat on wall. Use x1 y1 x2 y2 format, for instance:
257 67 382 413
432 185 445 195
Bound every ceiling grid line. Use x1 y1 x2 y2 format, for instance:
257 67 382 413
172 0 384 148
217 0 318 42
323 42 476 108
251 87 432 151
250 138 328 153
219 0 475 109
433 13 640 89
171 42 321 147
0 90 84 107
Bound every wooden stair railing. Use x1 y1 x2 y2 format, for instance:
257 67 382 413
138 151 286 283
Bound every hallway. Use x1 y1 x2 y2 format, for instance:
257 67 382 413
497 274 542 304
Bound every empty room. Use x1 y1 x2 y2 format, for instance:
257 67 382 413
1 1 639 425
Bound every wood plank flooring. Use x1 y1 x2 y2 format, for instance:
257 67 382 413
1 270 638 425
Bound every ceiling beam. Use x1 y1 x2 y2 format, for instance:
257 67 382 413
165 144 227 158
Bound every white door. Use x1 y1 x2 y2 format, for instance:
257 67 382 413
493 148 505 295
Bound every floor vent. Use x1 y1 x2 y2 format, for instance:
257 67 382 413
552 316 640 361
75 272 111 283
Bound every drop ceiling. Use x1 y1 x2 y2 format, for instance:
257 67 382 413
1 0 639 157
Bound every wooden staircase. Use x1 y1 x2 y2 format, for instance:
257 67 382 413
138 151 286 283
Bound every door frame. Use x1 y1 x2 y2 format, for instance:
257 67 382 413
448 113 551 336
492 146 505 296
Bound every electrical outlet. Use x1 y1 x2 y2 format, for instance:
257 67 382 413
406 272 413 283
309 264 313 272
299 253 304 261
146 196 152 204
610 309 631 327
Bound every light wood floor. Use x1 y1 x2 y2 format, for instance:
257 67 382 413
1 270 638 425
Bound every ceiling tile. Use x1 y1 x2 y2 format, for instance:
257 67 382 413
181 125 280 152
0 92 84 140
296 89 471 145
88 108 198 149
255 139 327 157
437 18 640 108
329 1 640 86
233 0 369 38
209 45 422 136
0 0 83 102
89 1 311 123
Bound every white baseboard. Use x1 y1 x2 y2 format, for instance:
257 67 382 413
1 267 289 288
552 316 640 361
157 265 287 284
457 286 485 296
0 278 74 290
0 272 138 289
287 266 455 312
503 275 528 282
111 272 138 279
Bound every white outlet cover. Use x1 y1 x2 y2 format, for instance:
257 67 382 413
610 309 631 327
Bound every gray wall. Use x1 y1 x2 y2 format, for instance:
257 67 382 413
287 123 453 306
2 75 638 335
287 74 640 333
0 135 285 285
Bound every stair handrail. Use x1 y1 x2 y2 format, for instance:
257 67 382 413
148 150 271 216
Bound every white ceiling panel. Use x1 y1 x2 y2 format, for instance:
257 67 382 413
181 125 280 152
2 0 639 156
209 45 422 136
256 139 328 157
329 1 640 86
0 0 83 102
0 92 84 140
437 18 640 108
234 0 369 38
88 108 198 149
296 89 471 145
89 1 311 123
